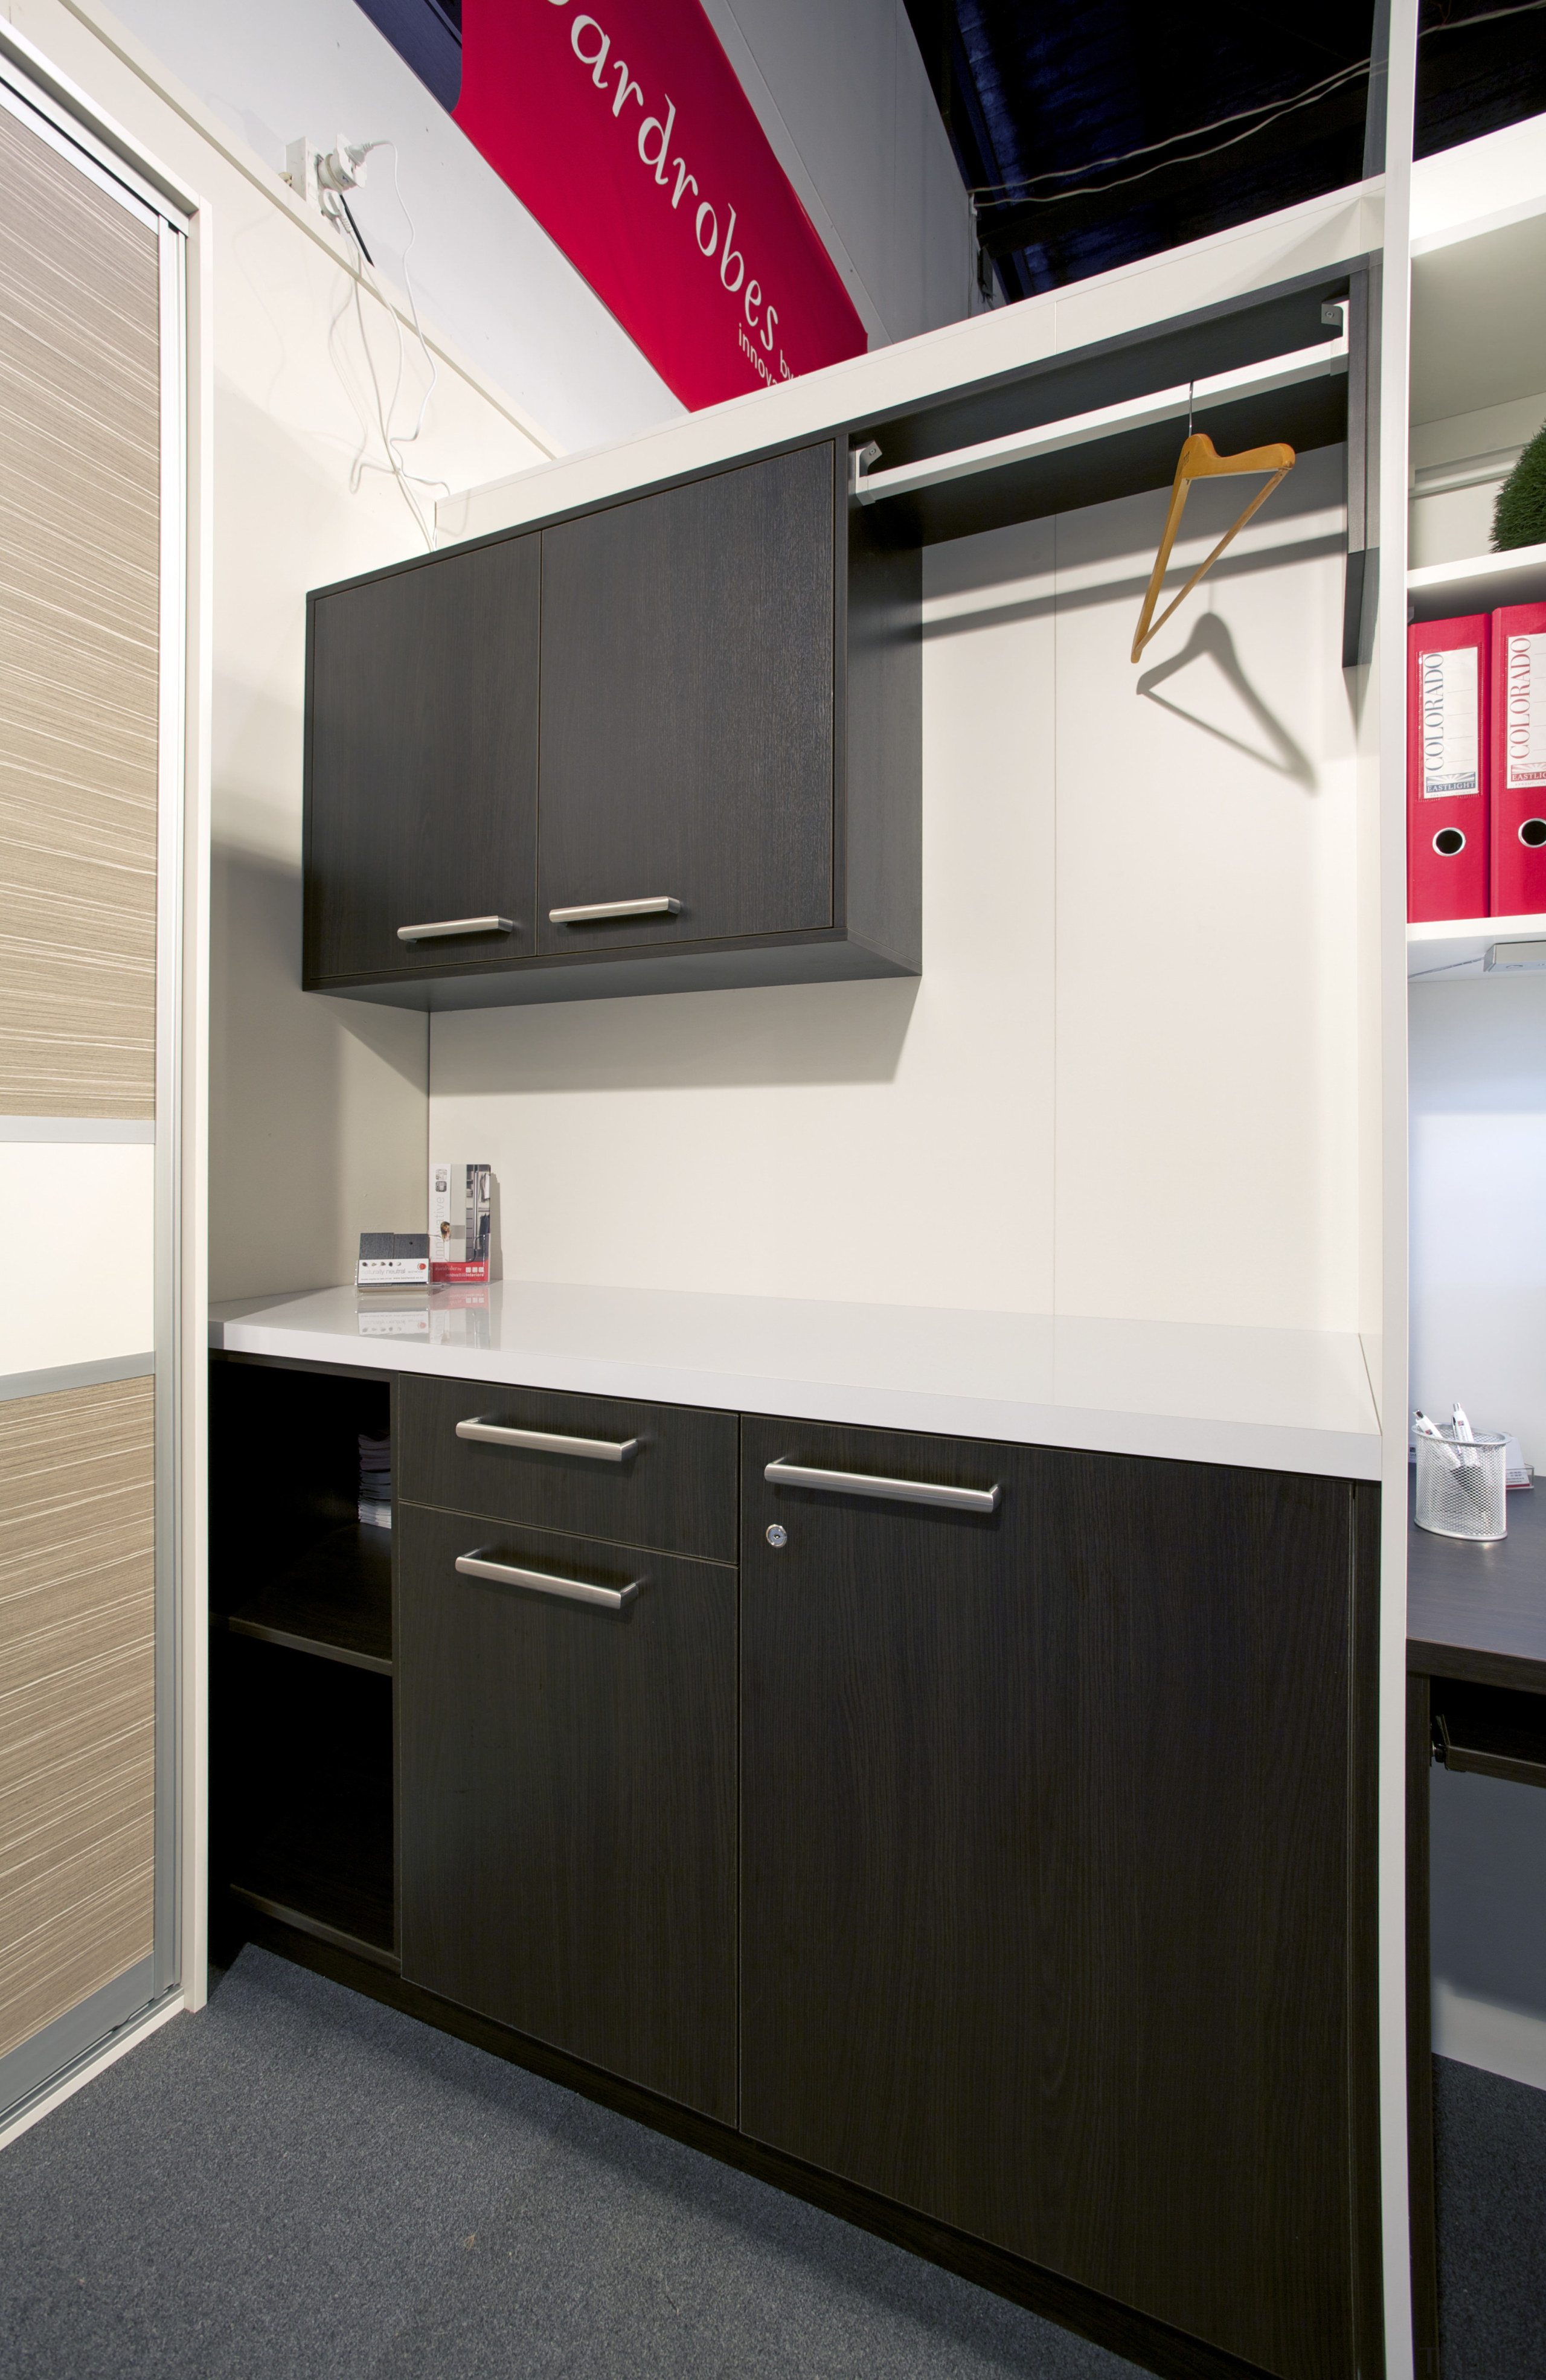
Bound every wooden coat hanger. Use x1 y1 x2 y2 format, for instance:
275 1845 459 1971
1131 431 1295 663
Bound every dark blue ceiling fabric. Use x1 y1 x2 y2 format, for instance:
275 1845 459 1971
1414 0 1546 160
964 0 1374 299
906 0 1546 303
354 0 462 114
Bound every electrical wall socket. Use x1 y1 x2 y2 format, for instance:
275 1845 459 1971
283 135 323 209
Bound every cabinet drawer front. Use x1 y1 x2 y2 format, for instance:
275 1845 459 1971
536 443 835 955
397 1503 736 2119
398 1375 737 1560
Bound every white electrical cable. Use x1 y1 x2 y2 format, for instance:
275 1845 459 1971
321 141 446 550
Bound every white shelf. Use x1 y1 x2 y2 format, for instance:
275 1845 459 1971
1408 914 1546 978
1407 543 1546 621
1410 202 1546 425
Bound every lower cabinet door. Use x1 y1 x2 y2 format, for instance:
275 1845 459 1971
398 1503 736 2121
740 1419 1378 2380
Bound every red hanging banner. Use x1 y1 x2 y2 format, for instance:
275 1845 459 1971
454 0 868 411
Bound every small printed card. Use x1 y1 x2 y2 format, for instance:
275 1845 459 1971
356 1231 430 1286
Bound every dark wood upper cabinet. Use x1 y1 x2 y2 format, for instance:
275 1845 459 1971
537 445 835 954
739 1419 1382 2380
304 534 539 984
301 439 920 1008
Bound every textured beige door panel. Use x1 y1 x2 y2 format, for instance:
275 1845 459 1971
0 1378 155 2062
0 98 159 1121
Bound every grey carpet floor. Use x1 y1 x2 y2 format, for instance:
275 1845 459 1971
1433 2054 1546 2380
0 1945 1146 2380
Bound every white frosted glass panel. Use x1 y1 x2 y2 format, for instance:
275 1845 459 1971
0 1143 155 1375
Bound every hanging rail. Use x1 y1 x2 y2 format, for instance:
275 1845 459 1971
848 310 1348 507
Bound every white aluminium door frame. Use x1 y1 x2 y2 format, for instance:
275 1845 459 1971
0 19 208 2127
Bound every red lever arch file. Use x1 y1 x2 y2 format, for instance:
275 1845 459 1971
1408 614 1490 922
1490 602 1546 917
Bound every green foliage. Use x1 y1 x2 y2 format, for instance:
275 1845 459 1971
1493 420 1546 552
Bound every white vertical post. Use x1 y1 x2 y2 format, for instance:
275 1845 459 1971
1377 2 1419 2373
179 192 215 2016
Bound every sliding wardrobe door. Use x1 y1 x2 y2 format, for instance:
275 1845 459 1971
0 61 184 2116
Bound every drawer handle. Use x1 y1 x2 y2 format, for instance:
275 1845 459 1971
455 1550 641 1613
397 916 515 941
763 1458 1000 1513
548 897 682 924
455 1418 640 1462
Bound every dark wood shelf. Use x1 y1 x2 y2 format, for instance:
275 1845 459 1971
1408 1472 1546 1692
1432 1678 1546 1788
226 1522 392 1673
229 1795 394 1970
229 1882 396 1972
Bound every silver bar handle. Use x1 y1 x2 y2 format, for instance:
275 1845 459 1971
455 1418 639 1463
397 916 515 941
548 897 682 924
455 1550 641 1612
763 1458 1000 1513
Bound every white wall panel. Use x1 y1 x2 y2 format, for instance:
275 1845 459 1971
1054 450 1361 1328
0 1142 154 1373
1410 971 1546 1467
432 455 1364 1333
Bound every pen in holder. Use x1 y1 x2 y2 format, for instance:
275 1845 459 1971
1414 1428 1508 1542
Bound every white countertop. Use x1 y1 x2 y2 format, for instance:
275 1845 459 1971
211 1282 1382 1481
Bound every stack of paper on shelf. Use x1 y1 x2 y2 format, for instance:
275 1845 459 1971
358 1432 391 1529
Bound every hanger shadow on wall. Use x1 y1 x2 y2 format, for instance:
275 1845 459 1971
1136 612 1317 790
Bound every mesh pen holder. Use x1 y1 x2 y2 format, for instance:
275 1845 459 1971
1414 1430 1508 1542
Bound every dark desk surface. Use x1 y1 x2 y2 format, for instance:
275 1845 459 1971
1408 1472 1546 1692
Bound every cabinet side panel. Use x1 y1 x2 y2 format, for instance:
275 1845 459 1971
1406 1671 1439 2380
1349 1480 1388 2378
740 1421 1362 2379
842 510 922 967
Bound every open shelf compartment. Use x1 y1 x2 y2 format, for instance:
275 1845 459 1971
228 1521 392 1673
217 1634 396 1969
210 1355 398 1971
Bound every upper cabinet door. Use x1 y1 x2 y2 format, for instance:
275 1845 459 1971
537 444 835 956
304 536 539 983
